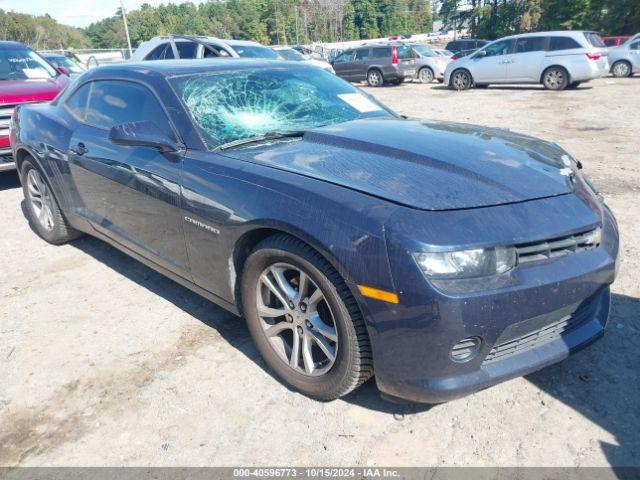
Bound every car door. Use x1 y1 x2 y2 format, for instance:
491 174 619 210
352 47 371 81
630 41 640 69
331 50 355 80
470 39 515 83
64 79 190 276
509 36 548 82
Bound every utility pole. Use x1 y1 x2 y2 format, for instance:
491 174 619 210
120 0 133 57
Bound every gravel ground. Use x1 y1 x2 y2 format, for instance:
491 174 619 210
1 77 639 468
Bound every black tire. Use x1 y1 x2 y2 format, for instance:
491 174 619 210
450 69 472 90
418 67 434 83
567 81 582 89
366 69 384 87
241 234 373 401
611 60 632 78
542 66 569 90
21 158 81 244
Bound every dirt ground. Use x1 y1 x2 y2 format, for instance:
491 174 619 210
1 77 639 468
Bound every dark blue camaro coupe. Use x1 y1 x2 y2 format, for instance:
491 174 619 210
11 60 619 403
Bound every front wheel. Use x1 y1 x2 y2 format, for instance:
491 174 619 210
241 235 373 401
543 67 569 90
612 61 632 78
450 70 472 90
418 67 434 83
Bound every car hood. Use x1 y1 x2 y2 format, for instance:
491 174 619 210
223 118 575 211
0 75 70 104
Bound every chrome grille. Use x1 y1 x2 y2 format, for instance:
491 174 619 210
0 104 15 137
483 296 597 365
516 228 601 264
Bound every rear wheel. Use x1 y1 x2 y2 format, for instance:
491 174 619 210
542 67 569 90
367 69 384 87
418 67 434 83
612 61 632 78
241 234 373 401
450 69 472 90
21 159 81 244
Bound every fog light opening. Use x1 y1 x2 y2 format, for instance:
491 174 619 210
451 336 483 362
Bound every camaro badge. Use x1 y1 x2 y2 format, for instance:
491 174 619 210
184 216 220 235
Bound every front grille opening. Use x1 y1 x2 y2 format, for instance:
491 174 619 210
483 296 597 365
516 228 601 265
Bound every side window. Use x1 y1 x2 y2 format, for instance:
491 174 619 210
355 48 370 60
397 46 414 59
483 40 513 57
64 82 92 120
145 43 169 61
84 80 175 139
372 47 390 58
515 37 547 53
334 51 353 63
631 41 640 50
549 37 581 51
176 41 197 59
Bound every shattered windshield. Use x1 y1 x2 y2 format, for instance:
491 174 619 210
170 67 393 149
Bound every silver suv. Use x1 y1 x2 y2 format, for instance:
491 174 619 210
130 35 280 61
444 31 609 91
608 33 640 77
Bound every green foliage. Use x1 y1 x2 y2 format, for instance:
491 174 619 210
0 9 90 49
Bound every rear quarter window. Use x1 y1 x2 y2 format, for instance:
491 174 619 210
549 37 582 51
372 48 390 58
584 33 605 48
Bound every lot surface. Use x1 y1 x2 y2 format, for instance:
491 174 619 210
1 77 639 468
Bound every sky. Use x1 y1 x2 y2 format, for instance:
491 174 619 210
0 0 194 27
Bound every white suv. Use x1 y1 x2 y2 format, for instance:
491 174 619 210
444 31 609 91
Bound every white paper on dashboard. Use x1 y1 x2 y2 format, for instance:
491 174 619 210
22 68 50 79
337 93 382 113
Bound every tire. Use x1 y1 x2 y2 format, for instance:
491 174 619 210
567 81 582 89
241 234 373 401
418 67 434 83
611 61 632 78
542 66 569 90
367 69 384 87
450 69 472 90
21 158 81 244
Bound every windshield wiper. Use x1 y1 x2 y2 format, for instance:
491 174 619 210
217 130 306 151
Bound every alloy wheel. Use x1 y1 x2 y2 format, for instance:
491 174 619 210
613 62 631 78
452 71 471 90
419 68 434 83
26 169 55 231
256 263 338 376
367 70 382 87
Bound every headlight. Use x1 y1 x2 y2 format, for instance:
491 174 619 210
413 247 516 280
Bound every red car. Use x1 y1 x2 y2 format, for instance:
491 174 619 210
602 36 631 47
1 41 71 171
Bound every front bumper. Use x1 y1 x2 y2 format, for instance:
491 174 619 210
366 198 619 404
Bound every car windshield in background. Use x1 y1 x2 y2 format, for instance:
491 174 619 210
0 48 57 80
584 32 606 48
233 46 280 59
276 48 305 61
49 56 85 74
171 67 393 149
412 45 436 57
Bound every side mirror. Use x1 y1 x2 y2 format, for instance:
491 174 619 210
57 66 69 76
108 121 179 153
475 50 487 58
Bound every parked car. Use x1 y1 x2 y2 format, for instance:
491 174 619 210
445 31 609 91
40 52 86 79
407 43 451 83
608 36 640 77
11 60 619 403
331 44 416 86
602 36 631 47
272 46 335 74
130 34 280 61
0 41 71 171
445 38 489 59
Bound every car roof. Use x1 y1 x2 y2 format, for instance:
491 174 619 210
85 58 311 79
0 41 28 50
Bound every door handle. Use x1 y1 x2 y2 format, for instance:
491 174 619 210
70 142 87 156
